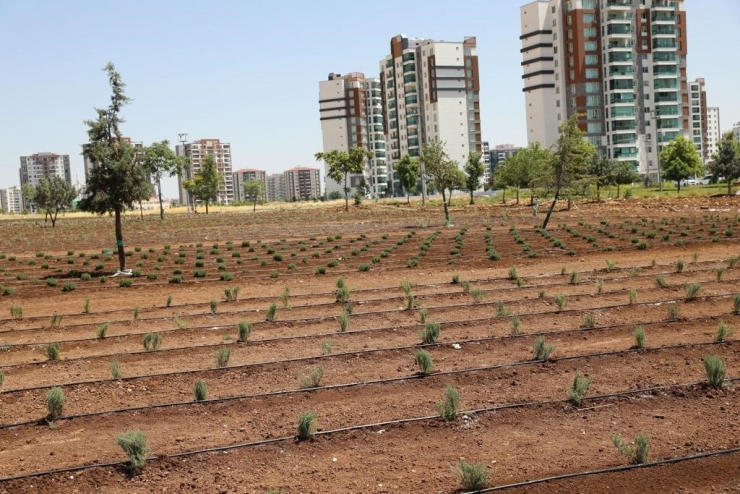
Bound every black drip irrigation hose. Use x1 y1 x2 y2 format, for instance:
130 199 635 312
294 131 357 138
1 378 738 484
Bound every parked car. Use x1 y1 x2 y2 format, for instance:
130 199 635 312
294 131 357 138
696 175 714 185
680 178 698 186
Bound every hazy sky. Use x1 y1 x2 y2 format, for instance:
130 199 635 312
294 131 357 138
1 0 738 197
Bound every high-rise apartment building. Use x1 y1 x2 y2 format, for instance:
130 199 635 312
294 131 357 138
318 72 388 198
284 167 321 201
83 137 143 183
688 78 719 163
706 107 721 160
232 169 267 203
20 152 72 188
176 139 234 205
520 0 689 178
380 35 482 196
0 186 23 214
266 174 286 202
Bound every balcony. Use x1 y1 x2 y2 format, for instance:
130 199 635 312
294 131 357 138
610 93 635 104
652 25 676 36
613 147 638 159
606 24 633 38
609 66 634 78
653 0 679 11
652 11 677 23
612 120 636 132
657 118 680 130
653 38 677 50
606 40 634 51
653 78 678 90
606 0 632 9
612 133 637 145
653 52 677 63
608 52 633 63
611 107 635 119
654 92 679 103
606 12 633 23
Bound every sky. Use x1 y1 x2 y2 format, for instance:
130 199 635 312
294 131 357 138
1 0 739 198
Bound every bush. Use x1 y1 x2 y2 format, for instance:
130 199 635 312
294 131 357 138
675 260 685 273
174 316 188 330
62 282 76 292
554 294 567 311
119 278 133 288
315 266 327 275
142 332 162 351
451 461 489 492
96 322 110 339
667 304 680 320
50 313 63 327
567 372 593 406
435 385 460 421
715 320 734 342
338 311 349 332
569 271 579 285
612 432 650 464
633 327 646 349
655 275 668 288
684 283 701 301
117 430 148 471
628 289 637 305
224 285 241 302
299 365 324 388
532 337 555 361
10 304 22 319
420 321 441 344
582 314 596 328
704 355 726 389
415 349 433 375
219 272 234 281
193 380 207 401
46 387 65 420
42 342 61 360
46 278 58 287
169 275 182 284
80 273 92 281
297 412 317 441
215 347 231 367
266 303 278 322
237 320 251 342
110 359 121 379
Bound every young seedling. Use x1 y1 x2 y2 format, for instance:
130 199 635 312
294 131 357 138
400 280 413 296
451 461 490 492
420 321 441 344
510 314 521 335
704 355 727 389
633 327 646 349
215 347 231 367
508 266 518 280
142 332 162 352
418 308 428 324
339 311 349 332
716 267 726 282
42 343 60 360
84 297 91 314
605 259 616 273
50 313 63 328
46 387 65 421
675 260 685 273
567 372 593 406
435 385 460 421
667 304 680 321
335 278 351 303
266 303 277 322
415 349 434 375
470 288 485 303
223 285 241 302
554 294 567 311
734 294 740 315
165 295 173 308
96 322 110 339
715 320 734 342
569 271 579 285
109 359 121 379
10 304 22 319
193 380 207 401
532 337 555 361
297 412 317 441
299 366 324 388
655 275 669 288
133 306 140 322
495 300 511 317
237 321 251 342
320 339 332 355
582 314 596 328
0 370 4 387
612 432 650 464
628 289 638 305
280 285 291 308
117 430 148 471
174 316 188 330
684 283 701 301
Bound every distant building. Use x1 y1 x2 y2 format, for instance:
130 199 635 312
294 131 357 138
706 107 721 160
19 152 72 210
233 169 267 202
733 122 740 143
266 174 286 202
176 139 234 205
284 167 321 201
318 72 387 198
0 186 23 214
83 137 143 183
488 144 523 176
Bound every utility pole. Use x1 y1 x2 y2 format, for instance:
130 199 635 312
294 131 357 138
178 133 189 213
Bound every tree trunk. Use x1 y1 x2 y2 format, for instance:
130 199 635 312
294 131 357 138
516 188 520 204
157 179 164 220
407 192 410 205
253 199 257 212
442 189 450 226
502 188 506 204
596 183 601 202
676 183 681 194
728 180 732 196
205 200 209 214
51 210 57 228
139 200 144 220
344 173 349 212
567 196 573 210
115 209 125 271
617 184 621 198
469 190 474 205
542 190 560 230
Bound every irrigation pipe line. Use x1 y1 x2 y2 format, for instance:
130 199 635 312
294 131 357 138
2 338 737 429
474 447 740 492
0 254 734 326
1 379 738 484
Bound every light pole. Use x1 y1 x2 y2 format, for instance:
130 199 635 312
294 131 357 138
178 133 189 213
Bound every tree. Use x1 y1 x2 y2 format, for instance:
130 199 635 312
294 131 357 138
315 147 373 211
29 176 77 227
395 154 420 205
612 161 639 198
141 140 187 220
463 152 485 205
80 62 150 273
419 140 449 207
184 154 223 214
588 153 619 202
243 179 265 212
421 141 465 226
495 143 550 204
660 135 703 194
542 115 595 229
133 178 155 220
709 131 740 195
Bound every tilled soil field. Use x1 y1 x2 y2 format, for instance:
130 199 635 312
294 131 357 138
0 197 739 493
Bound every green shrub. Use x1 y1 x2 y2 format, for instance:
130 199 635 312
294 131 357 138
224 285 241 302
117 430 148 470
715 320 734 342
582 314 596 328
415 349 433 375
532 337 554 361
193 380 207 401
451 461 489 492
46 278 58 287
633 327 646 349
315 266 326 275
174 316 188 330
567 372 593 406
420 321 441 344
470 288 485 303
61 281 76 292
359 263 370 272
1 286 15 296
297 412 316 441
339 311 349 332
215 347 231 367
320 340 332 355
42 342 61 360
266 303 277 321
495 300 511 317
675 260 685 273
169 275 182 284
612 432 650 464
335 280 351 303
704 355 726 388
119 278 133 288
219 272 234 281
50 313 63 328
299 366 324 388
655 275 668 288
554 294 567 311
46 387 65 420
96 322 110 339
435 385 460 421
667 304 680 321
10 304 22 319
236 320 252 342
80 273 92 281
418 309 427 324
628 289 637 305
684 283 701 301
508 266 518 280
109 359 121 379
569 271 579 285
142 332 162 351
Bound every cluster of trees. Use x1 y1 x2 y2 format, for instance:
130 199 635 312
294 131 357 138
21 177 77 227
315 148 374 211
708 131 740 195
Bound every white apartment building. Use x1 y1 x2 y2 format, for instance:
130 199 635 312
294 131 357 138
176 139 234 205
19 152 72 210
83 137 143 183
0 186 23 214
284 167 321 201
520 0 689 179
318 72 388 198
706 107 721 160
266 173 286 202
380 35 482 196
733 122 740 144
232 169 267 203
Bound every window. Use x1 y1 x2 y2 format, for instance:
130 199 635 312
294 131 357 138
587 94 601 106
584 41 597 51
583 13 595 23
587 109 601 120
586 68 599 79
585 54 598 65
585 82 600 93
569 70 575 80
584 27 597 38
587 122 602 134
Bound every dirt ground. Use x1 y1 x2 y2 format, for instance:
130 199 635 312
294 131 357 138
0 196 739 492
